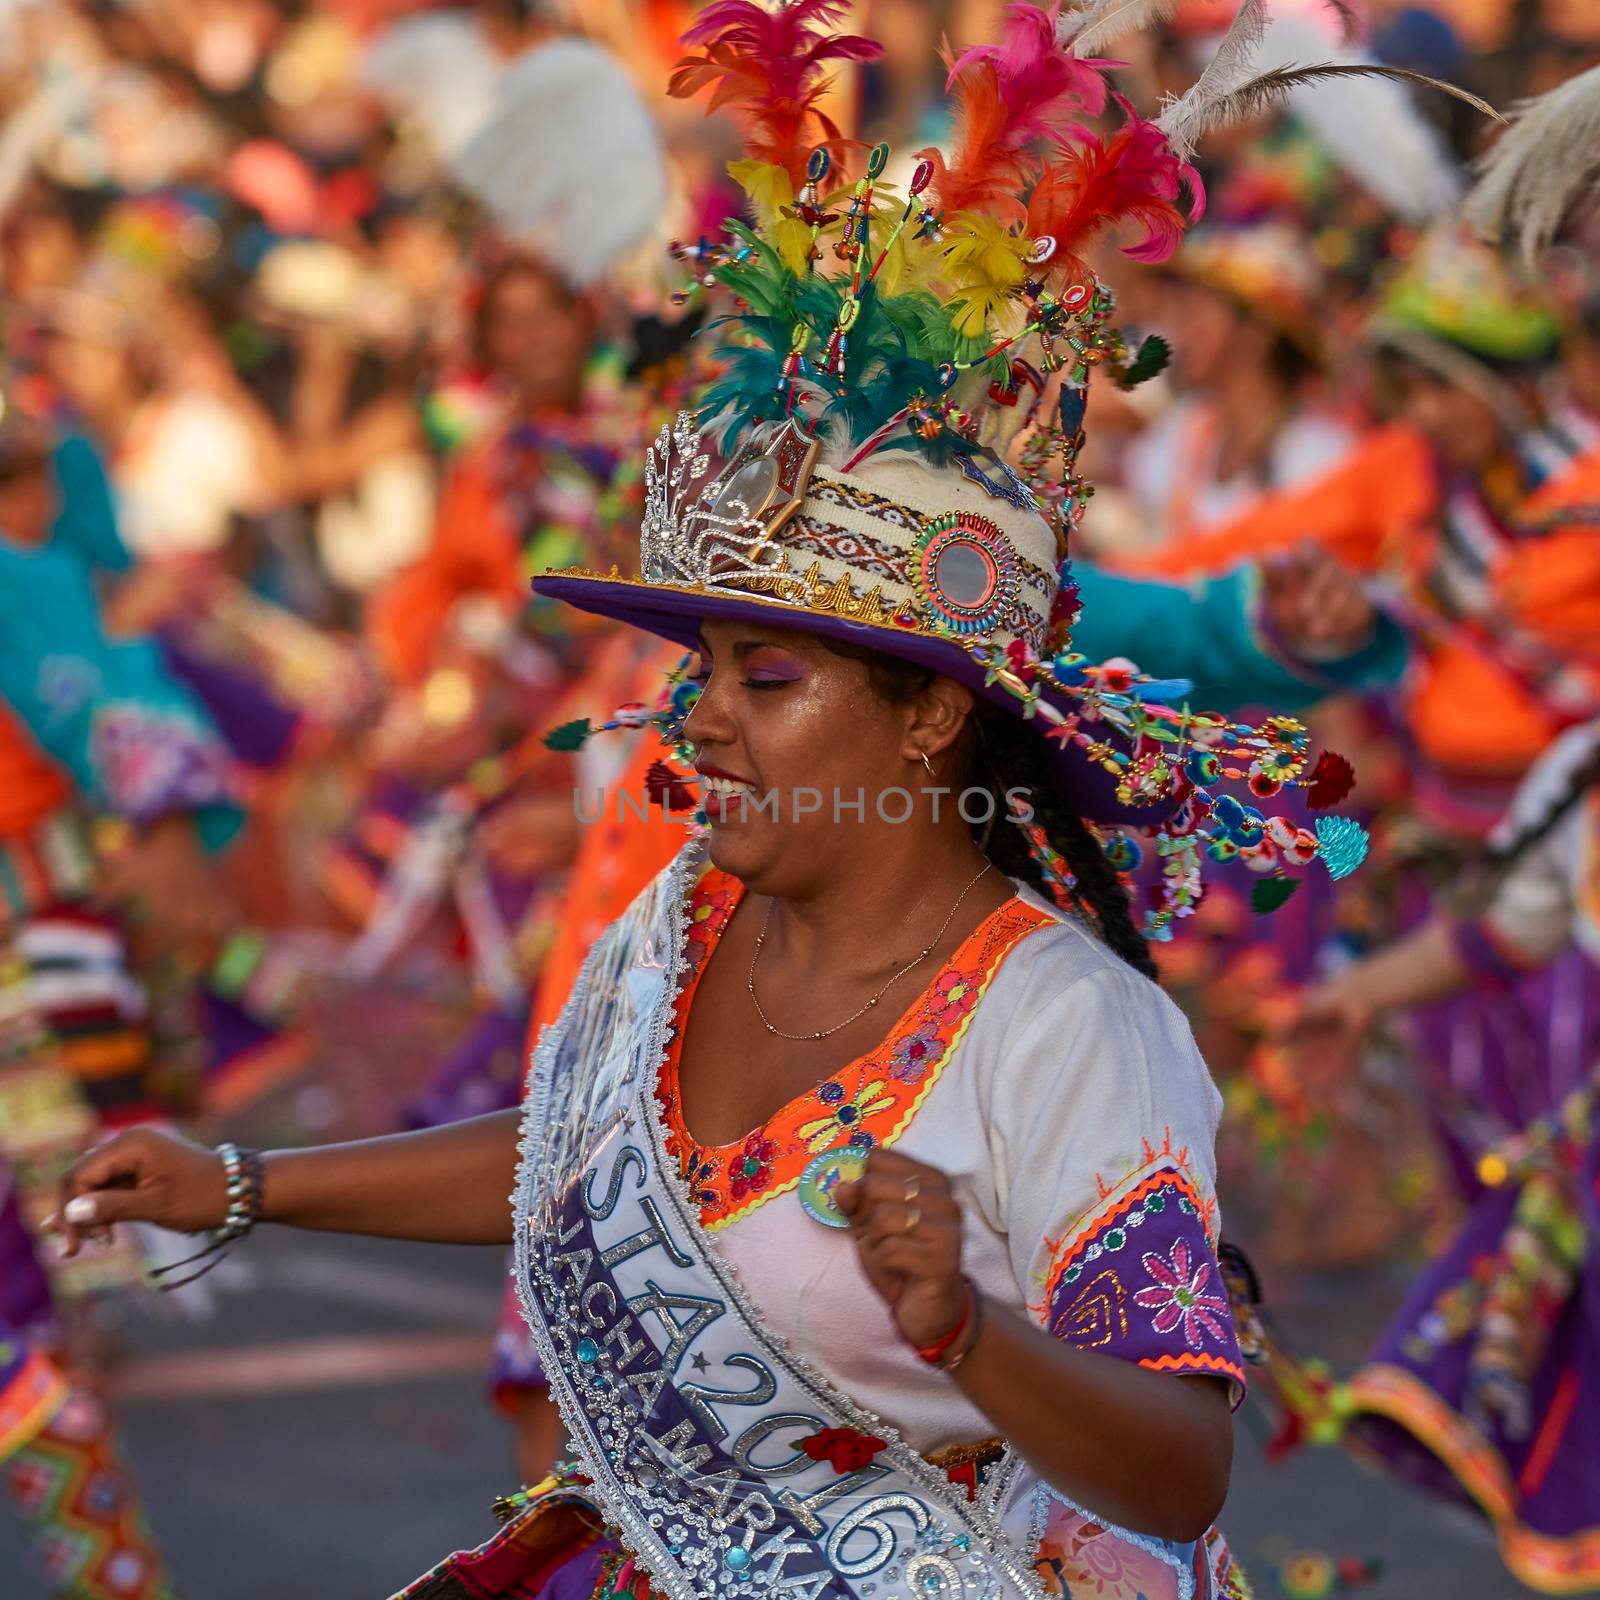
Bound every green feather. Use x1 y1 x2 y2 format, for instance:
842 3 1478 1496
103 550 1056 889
543 718 591 752
1250 876 1302 915
1118 335 1171 388
696 343 791 438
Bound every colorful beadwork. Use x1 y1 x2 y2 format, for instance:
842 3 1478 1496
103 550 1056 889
910 511 1022 638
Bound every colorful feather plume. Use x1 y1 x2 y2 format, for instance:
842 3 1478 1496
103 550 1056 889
678 0 1218 466
1028 97 1205 281
920 0 1109 223
669 0 883 185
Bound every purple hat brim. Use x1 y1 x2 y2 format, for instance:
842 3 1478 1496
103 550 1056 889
533 572 1177 829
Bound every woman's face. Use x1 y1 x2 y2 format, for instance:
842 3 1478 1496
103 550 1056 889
482 265 594 412
1169 280 1260 392
1393 366 1505 474
683 620 924 895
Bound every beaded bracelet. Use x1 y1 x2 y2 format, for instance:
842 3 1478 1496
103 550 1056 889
913 1278 983 1371
149 1143 265 1292
216 1142 265 1244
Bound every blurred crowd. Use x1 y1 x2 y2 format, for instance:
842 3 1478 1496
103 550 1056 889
3 0 1600 1597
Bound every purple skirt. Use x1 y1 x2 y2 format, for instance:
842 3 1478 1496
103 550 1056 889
391 1487 610 1600
1347 1092 1600 1593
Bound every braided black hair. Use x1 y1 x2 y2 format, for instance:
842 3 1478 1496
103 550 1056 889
968 704 1157 979
818 639 1157 980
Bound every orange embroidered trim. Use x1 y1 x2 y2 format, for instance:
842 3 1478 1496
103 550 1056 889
1137 1351 1248 1384
1349 1364 1600 1595
658 867 1052 1232
1037 1164 1215 1316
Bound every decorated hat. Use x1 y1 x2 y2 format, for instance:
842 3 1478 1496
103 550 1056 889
534 0 1377 937
1161 219 1331 359
1375 226 1561 369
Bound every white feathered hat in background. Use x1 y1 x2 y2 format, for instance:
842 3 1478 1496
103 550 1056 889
450 37 669 289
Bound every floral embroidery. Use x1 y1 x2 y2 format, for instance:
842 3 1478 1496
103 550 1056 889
796 1081 897 1149
926 969 981 1029
657 866 1052 1230
1040 1166 1247 1399
728 1133 777 1202
1134 1241 1230 1352
889 1029 940 1082
681 877 738 973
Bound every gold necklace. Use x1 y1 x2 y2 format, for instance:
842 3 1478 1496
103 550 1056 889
746 861 994 1042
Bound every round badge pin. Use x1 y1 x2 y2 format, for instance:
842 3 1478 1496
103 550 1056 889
798 1146 869 1228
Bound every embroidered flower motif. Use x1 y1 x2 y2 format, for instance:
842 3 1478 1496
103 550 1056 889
926 969 980 1030
889 1029 940 1082
681 1151 721 1209
683 880 737 967
794 1427 886 1475
797 1081 897 1151
728 1133 777 1202
1133 1241 1229 1351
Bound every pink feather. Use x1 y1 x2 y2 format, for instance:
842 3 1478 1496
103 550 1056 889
923 1 1116 222
947 1 1113 136
1028 96 1206 280
671 0 883 185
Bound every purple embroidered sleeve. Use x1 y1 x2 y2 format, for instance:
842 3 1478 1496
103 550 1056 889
1042 1168 1247 1404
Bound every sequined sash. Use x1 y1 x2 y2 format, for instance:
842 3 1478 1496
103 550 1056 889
511 841 1046 1600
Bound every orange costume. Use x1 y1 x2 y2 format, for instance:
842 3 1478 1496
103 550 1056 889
1117 423 1600 799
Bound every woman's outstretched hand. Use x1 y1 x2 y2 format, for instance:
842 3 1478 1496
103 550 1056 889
47 1127 228 1258
834 1148 965 1350
1292 975 1378 1054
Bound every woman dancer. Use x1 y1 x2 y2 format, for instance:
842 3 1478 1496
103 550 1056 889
50 8 1382 1597
1295 719 1600 1592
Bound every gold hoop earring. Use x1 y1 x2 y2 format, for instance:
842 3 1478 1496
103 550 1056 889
920 750 936 780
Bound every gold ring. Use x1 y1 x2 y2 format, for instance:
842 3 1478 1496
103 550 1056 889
903 1204 921 1233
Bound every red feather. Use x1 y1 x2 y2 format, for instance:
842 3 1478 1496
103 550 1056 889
1306 750 1356 810
921 2 1113 223
1026 95 1205 281
644 761 697 813
670 0 882 185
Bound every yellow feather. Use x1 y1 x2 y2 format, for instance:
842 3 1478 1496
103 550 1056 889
940 215 1030 296
948 285 1011 340
774 217 814 275
727 159 794 226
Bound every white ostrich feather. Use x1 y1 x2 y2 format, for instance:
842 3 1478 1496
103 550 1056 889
360 12 504 161
1465 63 1600 271
1255 14 1476 220
450 37 667 288
1156 12 1481 220
1059 0 1183 57
1152 0 1272 162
